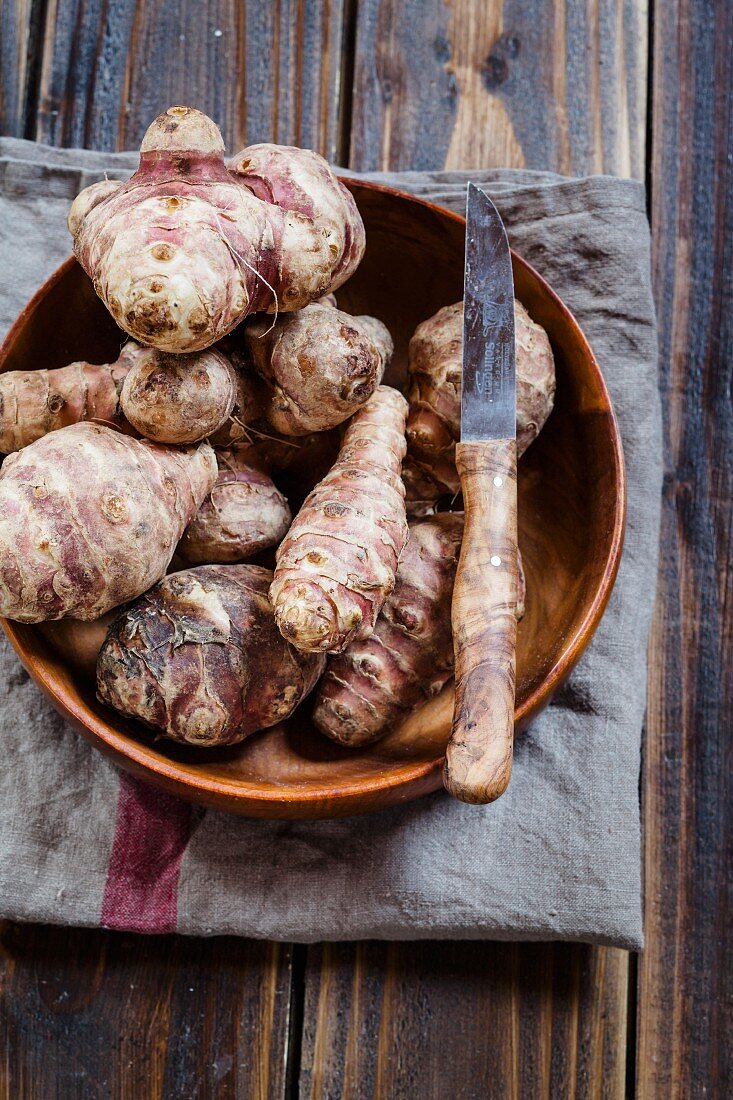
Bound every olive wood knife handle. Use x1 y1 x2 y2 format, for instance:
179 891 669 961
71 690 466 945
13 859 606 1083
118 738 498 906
444 437 518 804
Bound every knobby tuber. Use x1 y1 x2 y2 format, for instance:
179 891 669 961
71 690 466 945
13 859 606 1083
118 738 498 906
68 106 365 353
313 514 527 746
96 565 325 746
404 299 555 514
239 303 393 434
270 386 409 654
120 344 240 443
313 513 463 746
228 142 364 295
0 423 216 622
178 457 291 563
207 369 265 447
0 342 139 454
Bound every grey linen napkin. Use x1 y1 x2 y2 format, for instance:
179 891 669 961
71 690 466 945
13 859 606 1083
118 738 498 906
0 138 661 948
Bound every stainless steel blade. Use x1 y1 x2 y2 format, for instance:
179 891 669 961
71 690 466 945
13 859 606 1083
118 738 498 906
461 183 516 441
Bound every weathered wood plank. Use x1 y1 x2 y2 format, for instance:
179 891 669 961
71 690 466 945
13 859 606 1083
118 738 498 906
0 0 45 138
35 0 349 158
637 0 733 1095
0 921 295 1099
318 2 647 1095
300 942 629 1099
349 0 647 177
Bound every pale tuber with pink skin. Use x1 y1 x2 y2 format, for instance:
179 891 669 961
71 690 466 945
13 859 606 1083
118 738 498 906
239 303 393 434
68 106 365 353
313 513 527 747
228 143 364 294
313 513 463 746
403 299 556 514
96 565 325 747
0 423 216 622
178 458 291 563
270 386 409 654
120 344 240 443
0 342 140 453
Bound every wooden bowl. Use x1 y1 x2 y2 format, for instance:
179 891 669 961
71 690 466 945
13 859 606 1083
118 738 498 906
0 180 625 819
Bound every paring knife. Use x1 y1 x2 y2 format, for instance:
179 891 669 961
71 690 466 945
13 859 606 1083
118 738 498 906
443 184 518 805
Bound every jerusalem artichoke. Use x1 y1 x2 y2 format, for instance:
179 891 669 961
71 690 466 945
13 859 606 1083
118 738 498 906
404 299 555 514
239 303 393 435
0 423 216 622
120 344 240 443
313 514 527 747
0 342 139 454
228 143 364 294
96 565 325 746
270 386 409 654
178 458 291 563
68 106 365 353
313 513 463 746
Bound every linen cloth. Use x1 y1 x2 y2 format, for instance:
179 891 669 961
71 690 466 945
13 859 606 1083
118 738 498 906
0 137 661 948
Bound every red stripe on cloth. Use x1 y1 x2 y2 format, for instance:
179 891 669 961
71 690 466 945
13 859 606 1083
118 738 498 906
101 773 202 934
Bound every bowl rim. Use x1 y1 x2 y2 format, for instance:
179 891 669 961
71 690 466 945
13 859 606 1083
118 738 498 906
0 177 627 816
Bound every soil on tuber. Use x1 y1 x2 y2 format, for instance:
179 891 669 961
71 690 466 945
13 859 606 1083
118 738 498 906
270 385 409 654
97 564 325 746
0 422 216 622
68 106 365 353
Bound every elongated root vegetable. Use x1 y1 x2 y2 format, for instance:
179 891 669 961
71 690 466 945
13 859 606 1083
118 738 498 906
313 514 527 746
270 386 409 653
68 106 365 353
97 565 325 746
403 299 555 514
178 458 291 563
313 513 463 745
0 342 139 453
120 344 241 443
0 423 216 622
240 304 393 435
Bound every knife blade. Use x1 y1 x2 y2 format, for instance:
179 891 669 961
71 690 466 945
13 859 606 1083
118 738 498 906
443 183 519 805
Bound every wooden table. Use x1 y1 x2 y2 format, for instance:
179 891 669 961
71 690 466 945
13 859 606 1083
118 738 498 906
0 1 730 1096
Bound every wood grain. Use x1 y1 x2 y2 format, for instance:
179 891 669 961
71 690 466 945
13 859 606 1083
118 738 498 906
34 0 348 157
12 0 731 1095
348 0 647 177
0 921 295 1099
637 0 733 1094
299 941 629 1099
331 5 640 1094
445 438 518 804
0 0 44 138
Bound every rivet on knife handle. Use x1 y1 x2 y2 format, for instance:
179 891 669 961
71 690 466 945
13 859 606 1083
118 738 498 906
444 437 518 804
